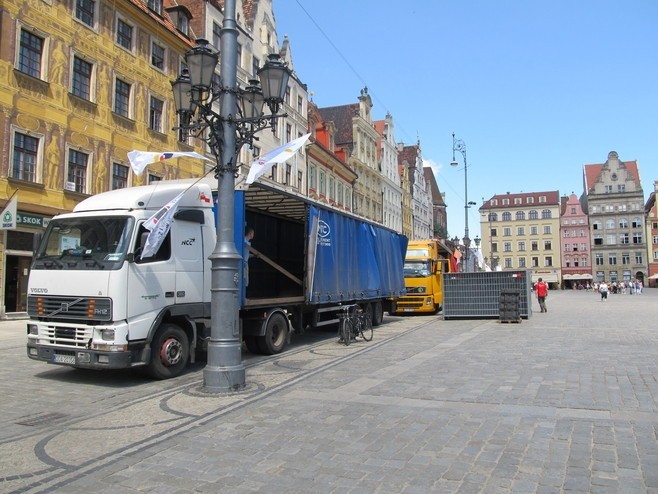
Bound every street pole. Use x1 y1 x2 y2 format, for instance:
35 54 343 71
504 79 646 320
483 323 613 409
171 1 290 393
204 0 244 392
451 133 470 272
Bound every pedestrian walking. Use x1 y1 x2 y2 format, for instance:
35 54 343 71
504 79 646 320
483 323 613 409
599 280 609 301
534 277 549 313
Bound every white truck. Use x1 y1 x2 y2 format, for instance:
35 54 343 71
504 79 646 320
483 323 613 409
26 179 407 378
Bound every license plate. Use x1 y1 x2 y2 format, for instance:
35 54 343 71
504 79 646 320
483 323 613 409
52 354 75 365
404 308 414 312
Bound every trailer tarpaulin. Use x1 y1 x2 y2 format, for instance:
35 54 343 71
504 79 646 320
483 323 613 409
308 206 406 303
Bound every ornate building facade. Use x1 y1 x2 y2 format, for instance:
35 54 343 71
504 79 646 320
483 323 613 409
582 151 646 284
0 0 203 317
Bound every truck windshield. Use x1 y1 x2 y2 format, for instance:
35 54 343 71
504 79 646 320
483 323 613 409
404 260 431 278
32 216 134 271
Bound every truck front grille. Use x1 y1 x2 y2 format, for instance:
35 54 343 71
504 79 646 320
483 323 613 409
27 295 112 322
44 325 93 348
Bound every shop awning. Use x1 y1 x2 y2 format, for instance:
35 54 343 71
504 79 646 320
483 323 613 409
563 274 593 280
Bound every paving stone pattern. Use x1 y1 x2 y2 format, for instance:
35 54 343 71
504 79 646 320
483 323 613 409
1 289 657 493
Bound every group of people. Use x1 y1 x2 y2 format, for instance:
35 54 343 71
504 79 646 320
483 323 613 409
534 277 645 310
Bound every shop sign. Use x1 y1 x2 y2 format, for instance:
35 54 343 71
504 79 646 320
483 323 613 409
17 212 51 229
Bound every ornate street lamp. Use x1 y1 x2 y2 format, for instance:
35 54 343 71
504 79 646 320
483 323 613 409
474 235 481 271
171 3 290 393
451 133 474 272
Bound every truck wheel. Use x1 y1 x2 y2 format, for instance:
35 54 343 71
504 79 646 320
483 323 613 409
244 336 261 354
146 324 189 379
257 312 288 355
372 301 384 326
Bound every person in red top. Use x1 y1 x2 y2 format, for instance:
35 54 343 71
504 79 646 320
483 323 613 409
534 277 549 313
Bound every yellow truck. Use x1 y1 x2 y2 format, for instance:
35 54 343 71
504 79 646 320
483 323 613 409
391 239 454 314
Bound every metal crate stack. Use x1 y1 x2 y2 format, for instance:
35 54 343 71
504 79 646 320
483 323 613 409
442 271 533 320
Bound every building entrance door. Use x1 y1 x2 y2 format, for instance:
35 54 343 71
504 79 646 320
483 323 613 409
5 255 31 312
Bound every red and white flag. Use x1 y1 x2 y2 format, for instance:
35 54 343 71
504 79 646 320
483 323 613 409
141 191 185 258
246 133 311 185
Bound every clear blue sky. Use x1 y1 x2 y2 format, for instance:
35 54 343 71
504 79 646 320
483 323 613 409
273 0 657 240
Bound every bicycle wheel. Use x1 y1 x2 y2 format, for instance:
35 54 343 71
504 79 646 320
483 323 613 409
360 316 373 341
340 318 352 346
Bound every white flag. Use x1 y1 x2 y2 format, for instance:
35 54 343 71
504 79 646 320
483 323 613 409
141 191 185 258
127 150 213 176
246 133 311 184
0 192 18 230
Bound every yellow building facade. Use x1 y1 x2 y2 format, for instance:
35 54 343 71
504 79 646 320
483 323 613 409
0 0 205 316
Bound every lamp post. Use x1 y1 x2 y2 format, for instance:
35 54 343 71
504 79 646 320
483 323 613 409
474 235 481 271
451 133 476 272
171 1 290 393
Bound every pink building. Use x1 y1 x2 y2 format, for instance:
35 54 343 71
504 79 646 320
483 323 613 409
560 194 593 287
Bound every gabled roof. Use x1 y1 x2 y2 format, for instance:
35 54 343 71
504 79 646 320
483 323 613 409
583 158 640 193
317 105 359 146
424 168 446 206
398 145 419 167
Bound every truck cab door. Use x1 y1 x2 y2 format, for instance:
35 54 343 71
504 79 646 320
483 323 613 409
172 217 205 304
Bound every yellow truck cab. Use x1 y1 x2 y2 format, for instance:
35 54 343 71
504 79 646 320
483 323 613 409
391 239 453 314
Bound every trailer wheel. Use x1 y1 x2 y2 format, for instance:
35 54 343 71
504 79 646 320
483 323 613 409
372 301 384 326
257 312 288 355
146 324 189 379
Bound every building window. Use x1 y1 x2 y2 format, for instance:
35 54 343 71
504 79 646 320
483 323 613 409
176 13 189 35
147 0 162 15
517 227 525 235
298 171 303 191
531 257 539 267
491 243 498 252
148 174 162 183
518 257 526 268
504 258 512 268
563 230 570 238
502 198 509 205
502 227 510 236
592 221 601 230
297 95 303 113
635 252 643 264
539 196 546 203
594 234 603 245
286 123 292 142
531 241 538 251
544 240 552 250
114 78 131 117
581 257 587 267
212 22 221 50
619 218 628 228
604 185 613 193
606 234 616 245
285 163 292 186
71 56 93 100
530 226 538 235
308 164 316 190
632 217 642 228
605 219 615 229
621 253 630 265
271 164 278 181
518 241 525 251
529 210 538 220
632 233 642 244
151 42 165 70
617 184 625 193
543 226 551 234
149 96 164 132
337 182 343 205
527 197 534 204
502 212 511 221
595 254 604 265
608 253 617 265
514 197 522 205
112 163 129 189
541 209 552 219
504 242 511 252
516 211 525 220
564 243 570 252
544 256 553 267
319 171 326 195
18 29 44 79
488 212 497 221
116 18 133 51
580 243 587 251
620 233 629 244
75 0 96 27
12 132 39 182
67 149 88 194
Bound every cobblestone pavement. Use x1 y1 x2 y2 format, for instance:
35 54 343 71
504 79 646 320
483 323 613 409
1 289 658 493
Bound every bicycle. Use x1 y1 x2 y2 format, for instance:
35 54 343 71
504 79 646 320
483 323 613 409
337 304 373 346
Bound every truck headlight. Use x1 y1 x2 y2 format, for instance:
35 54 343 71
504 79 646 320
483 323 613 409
101 329 115 341
27 324 38 335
